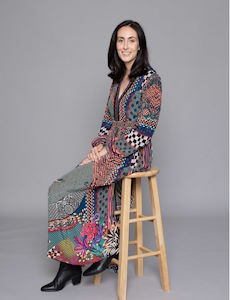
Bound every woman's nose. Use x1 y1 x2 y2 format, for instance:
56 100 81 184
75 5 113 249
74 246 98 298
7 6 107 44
123 41 128 49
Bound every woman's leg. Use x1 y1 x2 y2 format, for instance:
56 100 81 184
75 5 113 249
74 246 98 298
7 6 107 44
48 160 95 208
47 159 119 267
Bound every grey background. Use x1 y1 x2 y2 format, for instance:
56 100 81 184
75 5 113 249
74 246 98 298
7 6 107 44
0 0 228 299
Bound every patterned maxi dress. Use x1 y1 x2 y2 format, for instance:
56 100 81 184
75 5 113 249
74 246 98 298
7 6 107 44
47 67 162 272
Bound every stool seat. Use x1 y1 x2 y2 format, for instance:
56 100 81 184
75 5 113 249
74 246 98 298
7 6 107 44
126 167 160 178
93 167 170 300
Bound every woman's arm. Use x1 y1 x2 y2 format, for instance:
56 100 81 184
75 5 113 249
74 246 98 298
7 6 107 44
106 73 162 158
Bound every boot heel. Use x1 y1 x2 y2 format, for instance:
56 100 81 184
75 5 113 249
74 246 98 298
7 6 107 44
72 275 81 285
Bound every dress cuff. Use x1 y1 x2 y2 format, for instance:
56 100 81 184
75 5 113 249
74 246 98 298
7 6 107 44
91 136 106 148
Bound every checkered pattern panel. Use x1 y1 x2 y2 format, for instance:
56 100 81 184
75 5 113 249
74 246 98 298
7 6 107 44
99 126 109 135
130 151 139 169
141 69 155 90
47 246 61 259
125 128 151 149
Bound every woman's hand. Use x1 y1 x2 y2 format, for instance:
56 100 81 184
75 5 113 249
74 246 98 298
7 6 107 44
87 144 107 163
79 144 107 166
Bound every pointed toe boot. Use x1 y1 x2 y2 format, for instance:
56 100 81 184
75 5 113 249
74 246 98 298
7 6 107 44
41 261 82 292
83 253 118 277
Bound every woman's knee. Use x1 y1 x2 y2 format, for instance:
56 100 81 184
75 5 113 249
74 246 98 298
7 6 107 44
48 175 66 195
48 182 55 195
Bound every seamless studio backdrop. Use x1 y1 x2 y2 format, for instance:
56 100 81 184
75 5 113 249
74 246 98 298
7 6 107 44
0 1 228 300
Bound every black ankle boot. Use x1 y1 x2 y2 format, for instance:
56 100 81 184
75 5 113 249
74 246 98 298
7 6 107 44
41 261 82 292
83 253 118 277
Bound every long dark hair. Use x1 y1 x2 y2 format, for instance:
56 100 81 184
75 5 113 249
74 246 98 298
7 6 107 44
107 20 155 83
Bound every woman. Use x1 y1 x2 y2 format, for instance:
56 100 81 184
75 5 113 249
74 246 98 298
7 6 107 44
41 19 162 292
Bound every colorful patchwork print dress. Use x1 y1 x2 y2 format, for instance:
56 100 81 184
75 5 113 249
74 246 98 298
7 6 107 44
47 66 162 272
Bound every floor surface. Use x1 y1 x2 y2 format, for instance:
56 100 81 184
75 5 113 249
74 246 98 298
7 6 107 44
0 215 228 300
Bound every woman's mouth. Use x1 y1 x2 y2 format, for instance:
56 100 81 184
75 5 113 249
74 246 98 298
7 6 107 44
122 52 131 56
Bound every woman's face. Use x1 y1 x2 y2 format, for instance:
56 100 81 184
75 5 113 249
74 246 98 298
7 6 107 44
116 26 140 68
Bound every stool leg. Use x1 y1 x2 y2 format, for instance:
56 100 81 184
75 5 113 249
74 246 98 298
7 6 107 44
93 273 101 285
134 178 144 276
117 177 131 300
148 175 170 292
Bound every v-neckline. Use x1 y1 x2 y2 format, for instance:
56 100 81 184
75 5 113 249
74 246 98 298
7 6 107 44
117 79 133 102
114 78 135 121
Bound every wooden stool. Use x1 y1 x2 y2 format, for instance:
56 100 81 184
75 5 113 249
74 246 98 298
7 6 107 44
93 167 170 300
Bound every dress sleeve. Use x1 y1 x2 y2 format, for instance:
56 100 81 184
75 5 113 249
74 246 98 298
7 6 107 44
91 83 114 148
106 73 162 157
